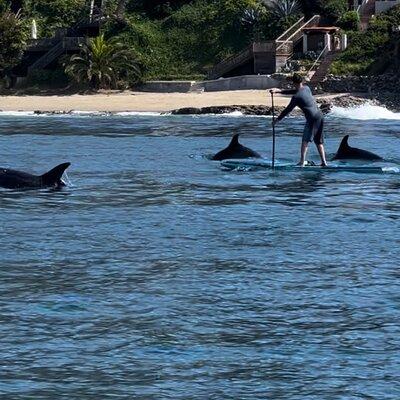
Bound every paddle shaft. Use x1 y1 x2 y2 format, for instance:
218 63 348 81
270 91 276 169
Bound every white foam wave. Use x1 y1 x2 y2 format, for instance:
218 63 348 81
0 111 35 116
224 110 244 117
115 111 163 116
195 111 272 118
331 104 400 121
0 109 273 118
193 111 246 117
70 110 102 115
0 110 164 117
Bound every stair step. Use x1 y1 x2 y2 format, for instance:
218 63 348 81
209 14 321 79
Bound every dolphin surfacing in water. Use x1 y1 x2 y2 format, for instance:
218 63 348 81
212 134 261 161
0 162 71 189
333 135 382 161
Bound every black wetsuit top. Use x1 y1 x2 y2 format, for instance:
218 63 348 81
277 86 322 122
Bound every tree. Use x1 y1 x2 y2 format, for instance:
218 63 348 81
125 0 196 18
264 0 301 19
0 10 26 77
64 34 141 89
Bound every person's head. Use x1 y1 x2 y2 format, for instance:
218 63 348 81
289 73 304 89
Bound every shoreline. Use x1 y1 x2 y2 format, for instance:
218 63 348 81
0 90 354 113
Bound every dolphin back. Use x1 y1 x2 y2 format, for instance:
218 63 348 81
332 135 350 160
212 134 261 161
333 135 382 161
41 163 71 187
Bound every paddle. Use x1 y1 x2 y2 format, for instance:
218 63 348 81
270 90 276 169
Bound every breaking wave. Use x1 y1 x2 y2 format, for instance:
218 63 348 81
330 104 400 121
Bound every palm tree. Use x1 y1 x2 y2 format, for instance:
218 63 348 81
263 0 301 19
64 34 141 89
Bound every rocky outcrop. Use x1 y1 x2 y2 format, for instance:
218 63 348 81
322 74 400 94
317 95 375 113
321 75 400 111
170 95 374 116
170 105 287 115
370 92 400 112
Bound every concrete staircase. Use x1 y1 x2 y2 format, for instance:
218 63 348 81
359 0 376 30
309 51 340 88
14 13 102 79
208 15 320 79
28 37 86 73
209 44 254 80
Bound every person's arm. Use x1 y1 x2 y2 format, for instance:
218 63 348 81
280 89 297 95
277 96 297 121
270 89 296 95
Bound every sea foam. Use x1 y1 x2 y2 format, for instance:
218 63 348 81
330 104 400 121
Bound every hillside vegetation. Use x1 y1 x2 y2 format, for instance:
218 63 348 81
0 0 398 87
102 0 349 80
331 5 400 75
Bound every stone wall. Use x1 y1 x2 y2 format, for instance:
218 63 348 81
321 74 400 94
138 74 289 93
138 80 197 93
202 75 281 92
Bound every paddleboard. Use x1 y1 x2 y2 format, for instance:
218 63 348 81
220 159 400 174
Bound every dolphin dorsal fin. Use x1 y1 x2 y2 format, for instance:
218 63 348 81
339 135 350 150
229 134 240 147
41 163 71 185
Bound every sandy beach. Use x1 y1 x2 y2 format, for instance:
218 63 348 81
0 90 300 113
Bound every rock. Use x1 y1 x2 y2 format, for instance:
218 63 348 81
33 110 72 115
171 104 288 116
317 95 374 113
321 74 400 112
171 107 202 115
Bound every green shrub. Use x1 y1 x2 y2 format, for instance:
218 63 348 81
24 0 88 36
333 5 400 75
104 0 265 80
0 10 27 77
330 60 372 75
322 0 347 23
338 10 360 31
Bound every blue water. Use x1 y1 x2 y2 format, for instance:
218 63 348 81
1 111 400 399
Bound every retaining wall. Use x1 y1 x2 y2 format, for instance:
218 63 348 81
138 75 284 93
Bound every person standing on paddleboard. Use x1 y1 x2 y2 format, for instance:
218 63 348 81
271 73 328 167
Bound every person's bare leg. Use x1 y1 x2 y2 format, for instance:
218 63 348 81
317 143 328 166
298 141 309 166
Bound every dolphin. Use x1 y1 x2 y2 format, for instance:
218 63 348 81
332 135 382 161
0 162 71 189
212 134 261 161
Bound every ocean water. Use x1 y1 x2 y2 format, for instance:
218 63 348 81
0 105 400 399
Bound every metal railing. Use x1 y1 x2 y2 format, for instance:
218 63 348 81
276 15 320 52
307 44 329 77
275 17 305 42
208 44 254 79
28 37 88 72
357 0 370 13
27 38 59 49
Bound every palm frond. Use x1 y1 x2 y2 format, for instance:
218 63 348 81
64 34 141 89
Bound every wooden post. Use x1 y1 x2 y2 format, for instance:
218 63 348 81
303 33 308 53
